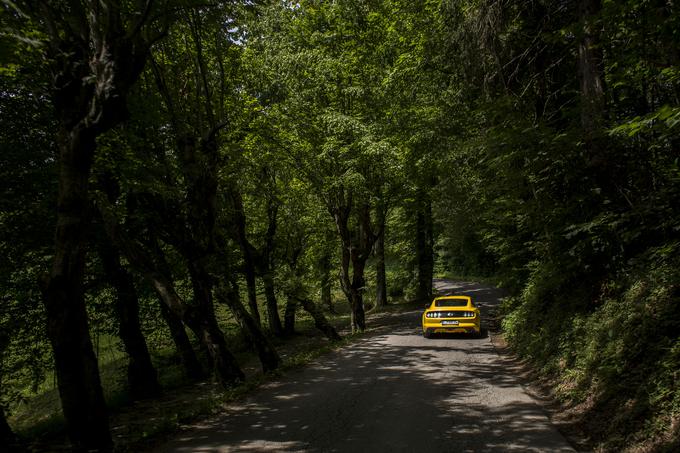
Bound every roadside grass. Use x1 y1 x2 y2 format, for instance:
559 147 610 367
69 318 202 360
9 339 200 447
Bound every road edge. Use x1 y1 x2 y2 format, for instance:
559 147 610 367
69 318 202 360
488 331 593 452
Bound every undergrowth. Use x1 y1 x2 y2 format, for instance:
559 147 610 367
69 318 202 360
501 245 680 451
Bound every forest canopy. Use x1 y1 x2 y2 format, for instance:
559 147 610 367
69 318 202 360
0 0 678 451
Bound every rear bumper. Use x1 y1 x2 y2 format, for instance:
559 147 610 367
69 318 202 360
422 320 480 334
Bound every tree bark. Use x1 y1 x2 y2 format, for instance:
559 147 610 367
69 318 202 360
185 260 245 386
41 125 113 452
166 128 250 386
143 257 219 382
297 297 342 341
151 266 242 386
260 199 283 336
98 240 161 400
283 296 297 335
347 259 367 332
215 280 281 372
157 299 205 381
578 0 606 138
263 272 284 336
374 206 388 309
173 133 245 386
182 308 244 386
229 189 262 325
283 252 341 342
337 211 361 331
244 266 261 326
414 194 434 303
141 236 206 381
152 12 278 382
333 195 375 333
319 252 334 313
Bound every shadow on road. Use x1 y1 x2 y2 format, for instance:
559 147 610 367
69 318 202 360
157 305 573 452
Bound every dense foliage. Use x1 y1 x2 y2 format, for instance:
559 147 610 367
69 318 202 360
0 0 678 451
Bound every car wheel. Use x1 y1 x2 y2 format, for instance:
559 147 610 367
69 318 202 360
423 329 432 339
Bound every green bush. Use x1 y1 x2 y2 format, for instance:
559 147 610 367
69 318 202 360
502 247 680 450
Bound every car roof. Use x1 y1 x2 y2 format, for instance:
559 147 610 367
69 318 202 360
430 296 473 307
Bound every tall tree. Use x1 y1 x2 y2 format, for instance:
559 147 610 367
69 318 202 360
4 1 164 449
145 5 281 375
97 237 161 400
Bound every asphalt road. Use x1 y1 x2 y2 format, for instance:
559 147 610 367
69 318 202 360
154 280 575 453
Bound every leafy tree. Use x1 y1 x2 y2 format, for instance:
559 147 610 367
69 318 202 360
0 44 55 445
244 0 410 331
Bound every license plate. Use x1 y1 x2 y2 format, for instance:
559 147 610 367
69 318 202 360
441 320 459 325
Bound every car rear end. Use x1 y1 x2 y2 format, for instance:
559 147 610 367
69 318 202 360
422 308 481 338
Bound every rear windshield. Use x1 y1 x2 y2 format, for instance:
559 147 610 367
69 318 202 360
435 299 469 307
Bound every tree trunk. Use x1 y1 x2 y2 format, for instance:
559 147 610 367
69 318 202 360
262 272 284 336
333 196 374 333
182 310 244 386
244 265 261 326
97 209 238 386
578 0 605 138
349 259 367 332
141 236 206 380
98 240 161 400
283 256 341 342
157 298 205 381
41 126 112 452
415 195 434 303
150 267 242 386
186 261 245 386
97 198 207 382
337 227 359 331
373 199 388 309
319 252 334 313
168 138 245 386
337 229 369 332
229 189 262 325
298 297 341 341
374 219 388 309
215 280 281 373
283 296 297 335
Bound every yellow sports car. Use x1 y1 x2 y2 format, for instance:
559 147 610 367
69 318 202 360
422 295 481 338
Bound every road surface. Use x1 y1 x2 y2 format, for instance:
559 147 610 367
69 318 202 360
154 280 575 452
